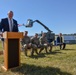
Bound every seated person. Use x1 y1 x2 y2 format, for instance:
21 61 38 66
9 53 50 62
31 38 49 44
39 33 52 53
21 31 32 56
31 33 40 56
56 33 66 49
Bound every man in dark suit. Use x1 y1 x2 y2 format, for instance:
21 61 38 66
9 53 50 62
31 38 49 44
0 11 19 48
0 10 18 32
57 33 66 49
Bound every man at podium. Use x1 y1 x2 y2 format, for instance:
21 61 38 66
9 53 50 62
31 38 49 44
0 10 19 32
0 11 22 70
0 10 19 48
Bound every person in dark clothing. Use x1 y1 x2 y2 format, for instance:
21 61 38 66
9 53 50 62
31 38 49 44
0 11 18 32
57 33 66 49
0 10 19 49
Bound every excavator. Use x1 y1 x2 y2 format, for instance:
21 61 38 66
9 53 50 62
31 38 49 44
21 19 55 43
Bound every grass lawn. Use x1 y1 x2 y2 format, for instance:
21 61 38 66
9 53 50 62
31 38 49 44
0 41 76 75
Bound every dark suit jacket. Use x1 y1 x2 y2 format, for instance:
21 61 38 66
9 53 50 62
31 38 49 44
0 18 18 32
57 36 63 43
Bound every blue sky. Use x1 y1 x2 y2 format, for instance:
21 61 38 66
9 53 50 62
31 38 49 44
0 0 76 35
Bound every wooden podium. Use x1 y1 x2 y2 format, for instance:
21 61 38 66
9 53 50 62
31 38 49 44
2 32 23 71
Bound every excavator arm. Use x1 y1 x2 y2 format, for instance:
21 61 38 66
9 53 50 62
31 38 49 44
34 20 52 32
25 19 55 42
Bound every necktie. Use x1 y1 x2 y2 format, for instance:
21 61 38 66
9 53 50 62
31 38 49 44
10 19 12 31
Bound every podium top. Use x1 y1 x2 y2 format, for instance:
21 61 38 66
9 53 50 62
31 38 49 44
3 32 23 39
